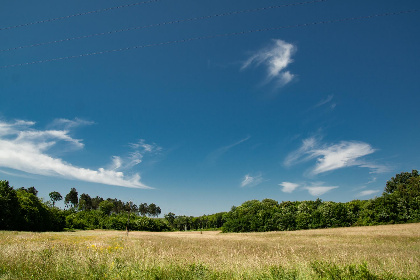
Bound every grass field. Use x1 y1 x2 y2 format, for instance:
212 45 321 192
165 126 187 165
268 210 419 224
1 223 419 279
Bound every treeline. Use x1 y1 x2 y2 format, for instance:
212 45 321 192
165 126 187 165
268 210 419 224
56 188 167 231
58 188 162 217
0 182 65 231
222 170 420 232
0 182 169 232
1 170 419 233
164 212 226 231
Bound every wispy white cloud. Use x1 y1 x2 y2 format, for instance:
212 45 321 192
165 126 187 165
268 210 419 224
315 94 336 109
0 168 35 179
16 129 84 149
315 95 334 107
241 173 264 187
207 136 250 163
0 120 34 137
285 137 386 175
129 139 161 153
311 142 375 174
304 182 338 196
358 162 390 174
49 118 94 130
279 181 299 193
367 177 377 184
110 139 161 172
242 39 296 88
0 119 152 189
284 137 318 167
110 156 123 170
357 189 380 197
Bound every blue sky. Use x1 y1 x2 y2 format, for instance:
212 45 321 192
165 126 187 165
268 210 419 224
1 0 419 216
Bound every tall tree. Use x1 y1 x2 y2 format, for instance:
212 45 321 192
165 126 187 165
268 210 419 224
0 180 21 230
384 170 419 194
91 196 104 210
78 193 93 211
139 203 148 216
99 200 114 216
148 203 157 217
155 206 162 217
165 212 176 226
27 186 38 196
64 188 78 208
49 191 62 207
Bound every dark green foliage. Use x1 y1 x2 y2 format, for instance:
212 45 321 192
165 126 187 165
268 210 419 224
27 186 38 196
49 191 62 207
0 180 21 230
222 199 281 232
17 189 51 231
18 186 38 196
139 202 148 216
64 188 78 208
0 180 65 231
91 196 104 210
99 200 114 216
78 193 93 211
384 170 419 194
164 212 176 227
168 212 227 231
65 210 170 231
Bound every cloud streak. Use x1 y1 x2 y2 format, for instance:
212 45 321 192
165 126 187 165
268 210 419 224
0 119 152 189
279 181 337 196
314 94 336 109
285 137 386 175
357 189 380 197
279 181 299 193
207 136 250 163
242 39 296 88
241 173 264 187
304 184 338 196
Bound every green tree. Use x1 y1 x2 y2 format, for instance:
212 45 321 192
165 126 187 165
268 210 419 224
49 191 62 207
384 170 419 194
99 200 114 216
78 193 93 211
139 203 148 216
18 186 38 196
91 196 104 210
27 186 38 196
148 203 157 217
17 189 50 231
0 180 20 230
164 212 176 227
155 206 162 217
64 188 78 208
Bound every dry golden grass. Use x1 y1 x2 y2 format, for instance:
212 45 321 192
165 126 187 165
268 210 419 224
0 223 419 279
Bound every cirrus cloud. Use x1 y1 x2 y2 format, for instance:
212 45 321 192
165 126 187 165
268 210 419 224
241 173 264 187
357 189 381 197
241 39 296 88
285 137 387 175
304 183 338 196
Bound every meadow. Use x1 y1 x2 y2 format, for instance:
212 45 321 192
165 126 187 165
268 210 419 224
0 223 419 279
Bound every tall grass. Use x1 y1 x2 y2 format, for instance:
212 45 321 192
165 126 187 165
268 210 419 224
1 223 419 279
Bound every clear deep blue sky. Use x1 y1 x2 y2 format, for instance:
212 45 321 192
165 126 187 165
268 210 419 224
1 0 419 216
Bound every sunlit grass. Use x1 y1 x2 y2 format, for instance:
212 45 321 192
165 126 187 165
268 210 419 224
1 223 419 279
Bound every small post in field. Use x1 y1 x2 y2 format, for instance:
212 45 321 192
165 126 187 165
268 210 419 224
126 200 132 237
